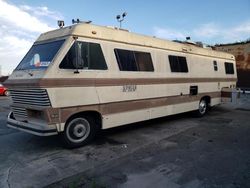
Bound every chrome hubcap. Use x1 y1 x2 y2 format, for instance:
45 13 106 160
73 124 86 138
199 100 207 114
66 118 90 143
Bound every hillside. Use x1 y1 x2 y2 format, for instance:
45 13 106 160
215 41 250 89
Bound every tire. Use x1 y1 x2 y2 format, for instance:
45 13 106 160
4 90 9 96
61 115 98 148
194 99 208 117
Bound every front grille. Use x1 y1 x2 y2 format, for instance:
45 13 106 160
12 106 27 121
9 88 51 107
9 88 51 121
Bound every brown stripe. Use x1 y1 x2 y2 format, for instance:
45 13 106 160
221 91 232 98
4 77 237 88
18 91 221 124
59 92 221 123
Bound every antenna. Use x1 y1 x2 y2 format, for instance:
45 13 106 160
116 12 127 29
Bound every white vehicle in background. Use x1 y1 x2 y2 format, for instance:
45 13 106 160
5 23 237 148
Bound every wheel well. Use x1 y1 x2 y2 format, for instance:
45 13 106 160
201 96 211 106
65 111 102 129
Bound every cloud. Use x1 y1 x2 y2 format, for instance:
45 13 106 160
0 0 62 76
153 27 187 40
193 23 220 38
0 0 56 33
20 5 63 20
153 21 250 44
0 36 31 76
233 21 250 34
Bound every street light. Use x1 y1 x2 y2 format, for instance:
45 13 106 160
116 12 127 29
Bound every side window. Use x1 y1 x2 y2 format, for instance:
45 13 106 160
134 52 154 71
59 41 107 70
168 55 188 73
213 61 218 71
168 55 179 72
224 62 234 74
59 42 77 69
88 43 107 70
114 49 154 72
114 49 137 71
178 56 188 72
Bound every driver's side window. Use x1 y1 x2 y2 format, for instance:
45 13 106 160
59 41 108 70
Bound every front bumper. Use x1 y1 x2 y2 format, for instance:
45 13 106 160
7 112 58 136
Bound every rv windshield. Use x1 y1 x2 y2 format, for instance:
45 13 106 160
16 40 65 70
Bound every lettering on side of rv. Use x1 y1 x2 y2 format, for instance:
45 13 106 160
122 85 137 92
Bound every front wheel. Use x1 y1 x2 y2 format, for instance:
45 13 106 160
194 99 208 117
61 115 98 148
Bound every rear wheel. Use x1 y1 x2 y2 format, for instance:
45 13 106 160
61 115 98 148
194 99 208 117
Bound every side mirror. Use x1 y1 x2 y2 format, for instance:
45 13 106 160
73 42 84 73
73 57 84 70
73 58 82 74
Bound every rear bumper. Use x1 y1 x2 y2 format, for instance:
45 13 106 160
7 112 58 136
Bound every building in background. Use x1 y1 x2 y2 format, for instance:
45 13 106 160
215 40 250 89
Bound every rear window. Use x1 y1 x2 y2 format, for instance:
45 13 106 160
224 62 234 74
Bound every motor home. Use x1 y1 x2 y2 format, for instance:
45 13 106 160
5 23 237 148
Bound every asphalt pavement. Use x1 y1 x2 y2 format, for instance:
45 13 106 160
0 95 250 188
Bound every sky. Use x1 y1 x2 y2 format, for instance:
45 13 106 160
0 0 250 75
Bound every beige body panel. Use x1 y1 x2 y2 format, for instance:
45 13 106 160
47 87 99 108
103 101 199 129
